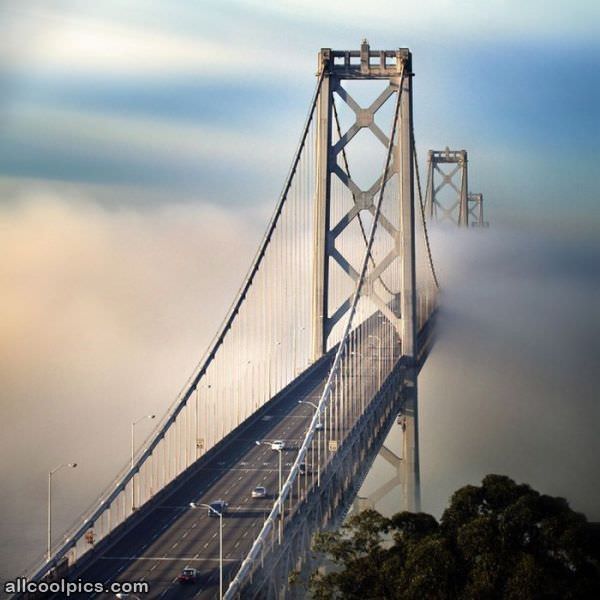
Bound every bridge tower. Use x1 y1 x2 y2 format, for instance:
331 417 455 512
468 192 488 227
424 147 469 226
311 40 420 511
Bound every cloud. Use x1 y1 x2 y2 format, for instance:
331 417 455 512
0 102 297 192
0 4 310 80
419 227 600 518
236 0 600 42
359 227 600 521
0 185 263 579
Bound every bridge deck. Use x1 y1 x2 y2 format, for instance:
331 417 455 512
56 311 436 599
68 359 334 599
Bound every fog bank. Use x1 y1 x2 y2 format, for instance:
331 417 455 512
1 196 599 583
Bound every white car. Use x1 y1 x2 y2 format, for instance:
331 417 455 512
251 486 267 498
271 440 285 451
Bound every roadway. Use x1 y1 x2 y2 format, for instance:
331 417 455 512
68 358 336 599
58 312 403 600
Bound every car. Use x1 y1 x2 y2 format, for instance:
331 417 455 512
315 422 324 431
271 440 285 451
177 567 199 584
299 462 307 475
208 500 228 516
251 486 267 498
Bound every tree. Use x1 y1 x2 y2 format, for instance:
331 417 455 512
309 475 600 599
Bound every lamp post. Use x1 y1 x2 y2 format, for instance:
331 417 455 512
255 440 283 496
131 414 155 510
256 440 286 543
298 400 322 486
297 400 323 429
368 334 382 389
190 502 223 599
48 462 77 560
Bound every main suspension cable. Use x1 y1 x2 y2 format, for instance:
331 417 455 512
412 130 441 290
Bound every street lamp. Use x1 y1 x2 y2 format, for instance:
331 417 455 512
131 414 156 469
256 440 286 544
297 400 323 429
131 414 155 510
190 502 223 599
255 440 283 496
48 463 77 560
298 400 323 486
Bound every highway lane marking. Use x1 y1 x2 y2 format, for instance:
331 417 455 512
171 542 179 549
99 555 241 562
182 531 188 539
190 467 277 472
86 392 325 575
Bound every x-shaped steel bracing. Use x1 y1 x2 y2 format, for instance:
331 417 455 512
327 81 402 336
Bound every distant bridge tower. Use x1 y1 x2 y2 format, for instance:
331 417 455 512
468 192 488 227
424 147 469 226
311 40 420 511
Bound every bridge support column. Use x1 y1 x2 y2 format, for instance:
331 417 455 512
424 148 469 227
400 367 420 511
311 50 332 362
468 192 489 227
397 54 420 512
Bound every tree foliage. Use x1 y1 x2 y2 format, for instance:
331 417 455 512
309 475 600 599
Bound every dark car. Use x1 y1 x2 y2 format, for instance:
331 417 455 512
177 567 199 584
208 500 228 516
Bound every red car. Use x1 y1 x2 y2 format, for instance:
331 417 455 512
177 567 199 584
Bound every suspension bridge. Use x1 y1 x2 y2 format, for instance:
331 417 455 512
18 41 484 599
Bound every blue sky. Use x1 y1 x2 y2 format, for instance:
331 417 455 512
1 0 599 228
